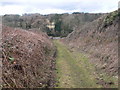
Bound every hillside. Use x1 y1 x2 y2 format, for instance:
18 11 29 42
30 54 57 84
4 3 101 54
64 10 119 76
2 26 56 88
2 13 103 37
1 10 119 88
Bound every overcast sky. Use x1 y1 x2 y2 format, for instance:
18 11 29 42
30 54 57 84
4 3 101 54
0 0 119 15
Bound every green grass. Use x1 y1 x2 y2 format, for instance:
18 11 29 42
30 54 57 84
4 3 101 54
53 40 102 88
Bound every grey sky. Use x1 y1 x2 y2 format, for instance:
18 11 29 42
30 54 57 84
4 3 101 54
0 0 119 15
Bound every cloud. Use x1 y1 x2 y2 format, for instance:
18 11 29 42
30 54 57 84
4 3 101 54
0 5 25 15
0 0 119 15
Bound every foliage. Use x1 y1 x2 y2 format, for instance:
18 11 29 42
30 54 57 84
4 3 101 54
104 10 118 27
3 13 102 37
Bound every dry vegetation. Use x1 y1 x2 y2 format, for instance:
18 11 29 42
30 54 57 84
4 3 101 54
2 26 56 88
64 10 119 76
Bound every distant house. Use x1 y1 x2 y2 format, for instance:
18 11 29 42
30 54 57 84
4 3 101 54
46 22 55 30
46 19 55 29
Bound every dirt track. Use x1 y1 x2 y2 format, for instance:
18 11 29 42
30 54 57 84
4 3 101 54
53 40 118 88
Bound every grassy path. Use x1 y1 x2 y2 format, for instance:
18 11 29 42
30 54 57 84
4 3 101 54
53 40 101 88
